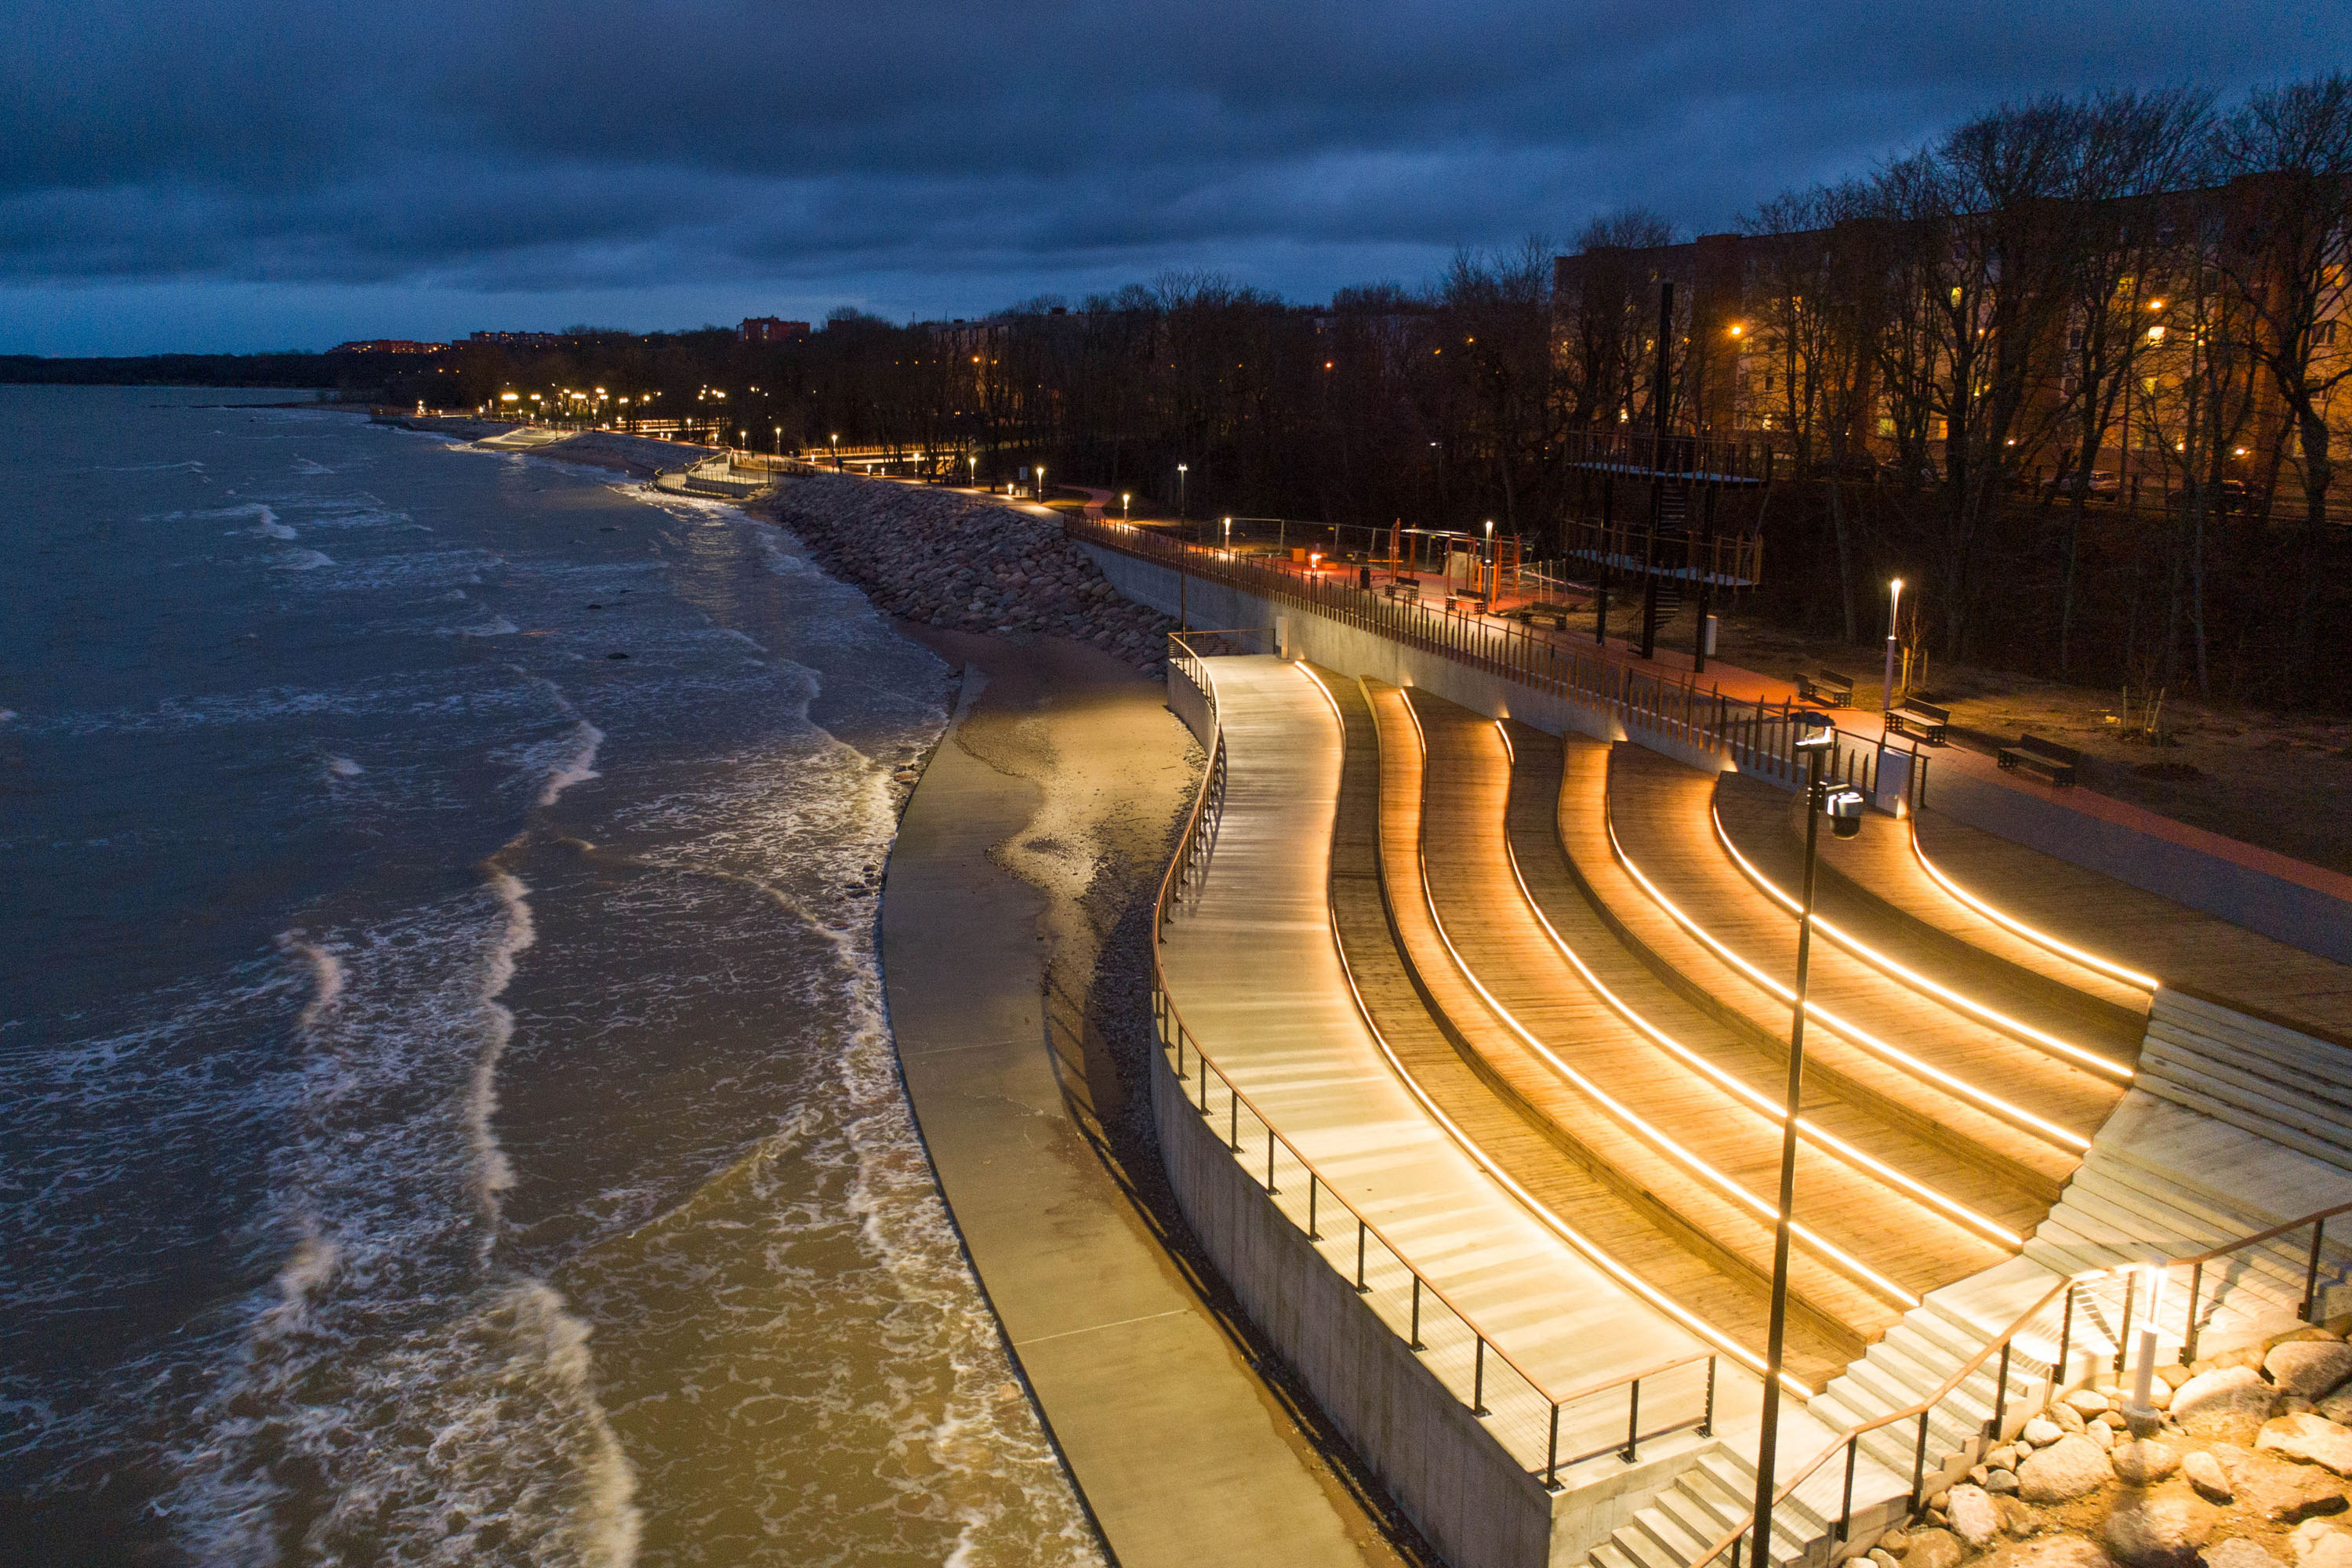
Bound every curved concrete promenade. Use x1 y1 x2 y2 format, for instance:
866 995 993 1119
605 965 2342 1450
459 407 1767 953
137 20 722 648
880 639 1403 1568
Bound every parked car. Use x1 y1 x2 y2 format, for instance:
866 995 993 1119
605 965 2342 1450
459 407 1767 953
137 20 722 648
2165 479 2266 515
2050 469 2120 499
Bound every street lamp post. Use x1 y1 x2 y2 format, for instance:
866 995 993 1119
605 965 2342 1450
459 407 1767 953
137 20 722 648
1122 491 1131 524
1883 579 1905 712
1751 720 1865 1568
830 433 840 470
1483 519 1495 604
1177 463 1189 524
1036 465 1046 503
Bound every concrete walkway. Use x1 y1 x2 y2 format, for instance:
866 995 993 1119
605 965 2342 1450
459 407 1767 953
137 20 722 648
880 637 1403 1568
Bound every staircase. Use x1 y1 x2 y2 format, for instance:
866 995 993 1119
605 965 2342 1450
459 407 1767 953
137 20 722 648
2136 990 2352 1174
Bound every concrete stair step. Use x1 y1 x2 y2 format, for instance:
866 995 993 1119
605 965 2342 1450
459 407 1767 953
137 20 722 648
1841 1360 1977 1455
2149 997 2352 1099
2138 1041 2352 1162
2135 1073 2352 1181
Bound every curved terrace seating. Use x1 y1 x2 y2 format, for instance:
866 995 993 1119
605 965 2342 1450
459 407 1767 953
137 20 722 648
1156 654 1721 1497
1403 688 2022 1332
1600 745 2130 1183
1710 776 2150 1063
1315 669 1849 1385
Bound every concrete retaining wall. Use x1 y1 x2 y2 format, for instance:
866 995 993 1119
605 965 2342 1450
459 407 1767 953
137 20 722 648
1148 1039 1559 1568
1094 541 2352 964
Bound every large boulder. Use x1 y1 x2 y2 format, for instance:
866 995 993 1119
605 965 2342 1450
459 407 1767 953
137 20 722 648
2237 1452 2350 1523
2024 1417 2067 1447
2262 1415 2352 1476
2174 1367 2282 1439
2205 1542 2284 1568
1951 1484 2002 1549
2273 1343 2352 1399
2182 1450 2233 1503
2024 1435 2119 1502
1985 1538 2114 1568
2292 1522 2352 1568
2112 1441 2182 1486
1906 1528 1965 1568
2102 1490 2220 1568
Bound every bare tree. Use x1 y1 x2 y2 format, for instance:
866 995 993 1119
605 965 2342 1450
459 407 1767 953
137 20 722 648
2212 74 2352 690
2051 89 2216 675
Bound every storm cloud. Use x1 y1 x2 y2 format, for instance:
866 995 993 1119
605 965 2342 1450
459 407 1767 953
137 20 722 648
4 0 2347 351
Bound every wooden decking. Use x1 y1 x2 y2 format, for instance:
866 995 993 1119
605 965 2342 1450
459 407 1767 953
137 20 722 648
1603 745 2129 1174
1903 810 2352 1048
1403 690 2016 1337
1157 655 1715 1476
1319 671 1849 1388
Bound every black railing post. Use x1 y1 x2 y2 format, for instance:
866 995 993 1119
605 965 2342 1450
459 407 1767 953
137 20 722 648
1700 1356 1716 1436
1410 1277 1425 1350
2307 1218 2329 1321
1838 1437 1858 1541
1356 1220 1370 1293
1308 1174 1320 1241
1473 1338 1489 1415
1993 1339 2013 1439
1623 1377 1642 1463
1547 1401 1562 1490
1266 1129 1278 1194
1229 1089 1240 1152
2185 1261 2204 1363
1911 1409 1931 1512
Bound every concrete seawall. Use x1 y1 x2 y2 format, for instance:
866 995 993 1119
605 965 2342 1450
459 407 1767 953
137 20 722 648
1083 540 2352 966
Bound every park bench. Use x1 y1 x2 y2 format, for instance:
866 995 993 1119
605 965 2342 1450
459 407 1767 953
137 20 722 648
1795 670 1855 709
1998 733 2079 786
1884 697 1951 746
1509 600 1577 630
1384 580 1421 603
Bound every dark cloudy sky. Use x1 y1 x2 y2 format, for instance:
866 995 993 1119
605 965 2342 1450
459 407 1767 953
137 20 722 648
5 1 2347 355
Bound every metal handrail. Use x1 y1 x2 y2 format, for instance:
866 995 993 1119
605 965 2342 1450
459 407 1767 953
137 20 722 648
1073 514 1857 793
1695 1185 2352 1568
1149 656 1719 1487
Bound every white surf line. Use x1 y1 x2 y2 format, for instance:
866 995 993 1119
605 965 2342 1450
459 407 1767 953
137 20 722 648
1494 726 2022 1250
1293 664 1812 1399
1396 691 1918 1309
1603 808 2092 1154
1709 803 2133 1082
1908 826 2161 994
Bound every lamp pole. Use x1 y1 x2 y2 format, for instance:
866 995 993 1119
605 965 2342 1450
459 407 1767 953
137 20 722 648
1122 492 1131 524
1751 722 1861 1568
1177 463 1189 524
1883 579 1904 711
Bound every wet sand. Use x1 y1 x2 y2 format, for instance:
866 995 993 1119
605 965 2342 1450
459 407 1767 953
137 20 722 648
880 626 1427 1568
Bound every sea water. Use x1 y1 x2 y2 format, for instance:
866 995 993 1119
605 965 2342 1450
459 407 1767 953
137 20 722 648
0 387 1099 1566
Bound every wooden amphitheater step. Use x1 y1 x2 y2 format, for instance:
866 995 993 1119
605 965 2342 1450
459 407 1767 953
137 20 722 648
1548 732 2075 1204
1333 671 1861 1381
1604 746 2127 1156
1500 718 2051 1252
1405 690 2011 1316
1712 775 2148 1058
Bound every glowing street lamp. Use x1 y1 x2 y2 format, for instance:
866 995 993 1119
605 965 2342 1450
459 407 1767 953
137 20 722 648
1121 491 1131 524
1883 579 1904 710
1177 463 1189 522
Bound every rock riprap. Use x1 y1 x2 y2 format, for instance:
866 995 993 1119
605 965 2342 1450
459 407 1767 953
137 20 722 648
2024 1435 2117 1502
760 477 1177 675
